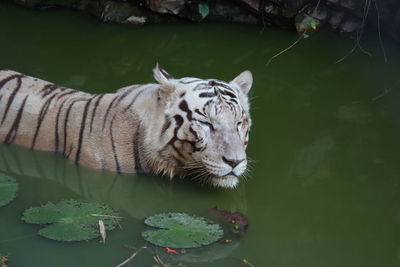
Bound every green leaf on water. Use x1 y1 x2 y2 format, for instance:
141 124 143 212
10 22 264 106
0 255 8 267
22 199 121 242
307 18 318 30
303 33 309 39
142 212 223 249
0 173 18 207
198 3 209 19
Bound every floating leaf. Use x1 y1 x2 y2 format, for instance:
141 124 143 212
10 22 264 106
307 18 318 30
142 213 223 248
0 255 8 267
22 200 121 242
198 3 209 19
303 33 310 39
208 207 249 235
0 173 18 207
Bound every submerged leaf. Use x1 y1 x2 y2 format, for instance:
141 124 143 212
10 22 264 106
142 212 223 248
208 207 249 235
22 200 121 242
0 173 18 207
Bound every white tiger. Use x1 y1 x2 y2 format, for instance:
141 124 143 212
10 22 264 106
0 65 252 188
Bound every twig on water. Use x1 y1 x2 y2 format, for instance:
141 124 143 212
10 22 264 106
372 79 400 102
266 33 305 67
373 0 387 62
91 214 123 219
115 245 147 267
336 0 372 63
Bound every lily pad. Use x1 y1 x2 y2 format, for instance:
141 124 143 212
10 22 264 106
22 200 121 242
142 213 223 248
0 173 18 207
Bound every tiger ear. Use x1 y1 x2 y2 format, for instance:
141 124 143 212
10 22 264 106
232 70 253 95
153 63 175 94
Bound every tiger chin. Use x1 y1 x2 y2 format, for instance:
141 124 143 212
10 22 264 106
0 64 252 188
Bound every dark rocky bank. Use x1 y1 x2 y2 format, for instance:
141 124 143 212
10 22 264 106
8 0 400 42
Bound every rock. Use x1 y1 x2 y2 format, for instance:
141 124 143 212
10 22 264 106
86 0 157 24
123 15 147 25
295 3 327 34
295 14 321 33
326 0 339 5
280 0 309 18
339 17 361 35
393 9 400 42
146 0 185 15
210 2 258 24
340 0 356 11
265 3 279 15
11 0 90 9
311 6 328 21
238 0 261 12
7 0 400 44
329 11 345 29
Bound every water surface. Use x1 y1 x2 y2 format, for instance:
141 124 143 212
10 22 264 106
1 2 400 266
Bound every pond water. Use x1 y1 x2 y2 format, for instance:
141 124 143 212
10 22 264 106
1 1 400 266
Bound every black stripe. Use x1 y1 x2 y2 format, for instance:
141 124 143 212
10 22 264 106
220 89 237 99
40 84 60 98
189 126 199 140
124 88 146 112
89 94 104 133
115 88 133 106
0 74 22 93
178 100 193 121
102 95 119 130
180 79 202 84
31 93 58 149
133 121 143 173
1 76 22 125
66 144 73 159
0 95 2 103
75 96 95 164
4 95 29 144
110 115 121 173
160 68 173 79
63 99 85 154
159 116 171 140
54 98 69 152
166 115 186 159
194 109 206 118
210 81 235 92
56 90 79 100
203 100 213 114
193 83 211 91
199 92 217 98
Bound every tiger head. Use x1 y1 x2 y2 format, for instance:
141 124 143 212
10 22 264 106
150 65 252 188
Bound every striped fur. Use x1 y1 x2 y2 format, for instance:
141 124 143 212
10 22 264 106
0 65 253 188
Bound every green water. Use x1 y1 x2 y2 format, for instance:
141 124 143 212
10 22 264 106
1 2 400 266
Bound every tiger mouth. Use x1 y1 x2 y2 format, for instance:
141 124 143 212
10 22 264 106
210 175 239 188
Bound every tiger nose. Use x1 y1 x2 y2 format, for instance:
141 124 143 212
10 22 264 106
222 156 244 168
